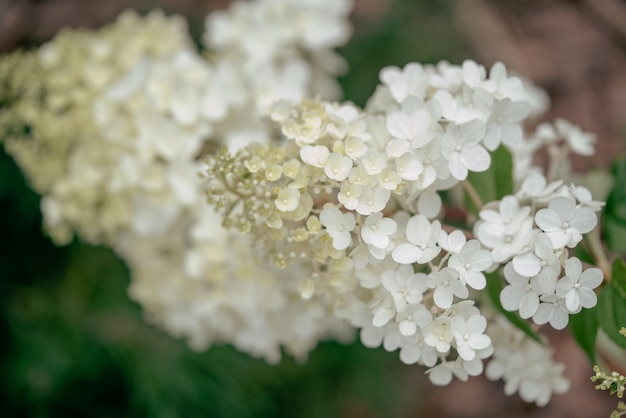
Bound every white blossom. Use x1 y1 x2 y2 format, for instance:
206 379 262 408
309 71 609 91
555 257 603 312
361 212 397 250
392 214 442 264
447 239 492 290
319 204 356 250
535 196 597 248
441 121 490 180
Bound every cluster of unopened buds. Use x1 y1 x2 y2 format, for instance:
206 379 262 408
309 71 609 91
0 0 611 408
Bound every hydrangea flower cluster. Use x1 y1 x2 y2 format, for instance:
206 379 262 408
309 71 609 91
204 59 604 402
0 9 192 243
0 0 356 363
0 0 610 407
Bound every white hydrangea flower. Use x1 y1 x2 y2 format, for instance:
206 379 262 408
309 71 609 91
483 98 530 151
535 196 597 248
486 316 570 407
399 335 437 366
447 239 493 290
319 204 356 250
427 360 469 386
500 262 541 319
555 257 603 312
324 152 353 181
423 316 454 353
427 267 469 309
475 196 533 263
275 187 301 212
355 186 391 216
361 212 397 250
451 314 492 361
554 118 596 156
379 62 428 103
532 294 570 330
441 121 490 180
516 172 562 202
381 266 428 310
511 232 560 295
397 303 432 337
392 214 442 264
386 97 436 148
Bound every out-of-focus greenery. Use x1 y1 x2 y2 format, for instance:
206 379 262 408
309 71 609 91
0 1 469 417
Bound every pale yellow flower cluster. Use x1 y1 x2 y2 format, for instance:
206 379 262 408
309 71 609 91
1 9 192 244
1 0 357 363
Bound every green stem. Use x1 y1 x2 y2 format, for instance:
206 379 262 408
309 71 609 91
462 180 484 212
586 225 612 281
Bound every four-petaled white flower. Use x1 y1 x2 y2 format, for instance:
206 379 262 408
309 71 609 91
427 267 469 309
451 314 492 361
324 152 353 181
361 212 397 249
423 316 453 353
535 196 597 248
319 204 355 250
441 121 490 180
500 262 540 319
397 303 432 336
381 265 428 310
511 232 560 295
447 239 493 290
392 214 442 264
555 257 603 312
386 97 436 148
475 196 533 263
532 294 570 330
275 187 300 212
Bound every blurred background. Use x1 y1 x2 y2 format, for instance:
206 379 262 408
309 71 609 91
1 0 625 416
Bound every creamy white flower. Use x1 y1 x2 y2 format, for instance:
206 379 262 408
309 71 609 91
397 303 432 336
382 266 428 311
555 257 603 312
535 196 597 248
337 182 362 210
361 212 397 250
500 262 541 319
379 62 428 103
427 360 468 386
484 98 530 150
275 187 301 212
324 152 353 181
555 118 596 156
423 316 453 353
300 145 330 168
532 294 570 329
428 267 469 309
451 314 491 361
447 239 492 290
319 204 355 250
475 196 533 263
392 215 442 264
511 232 560 295
441 121 490 180
386 97 435 148
516 172 562 202
355 186 391 216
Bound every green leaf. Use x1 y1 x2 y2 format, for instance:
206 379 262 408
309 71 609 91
569 305 599 364
466 146 513 215
610 257 626 298
485 271 542 344
603 158 626 252
596 285 626 351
